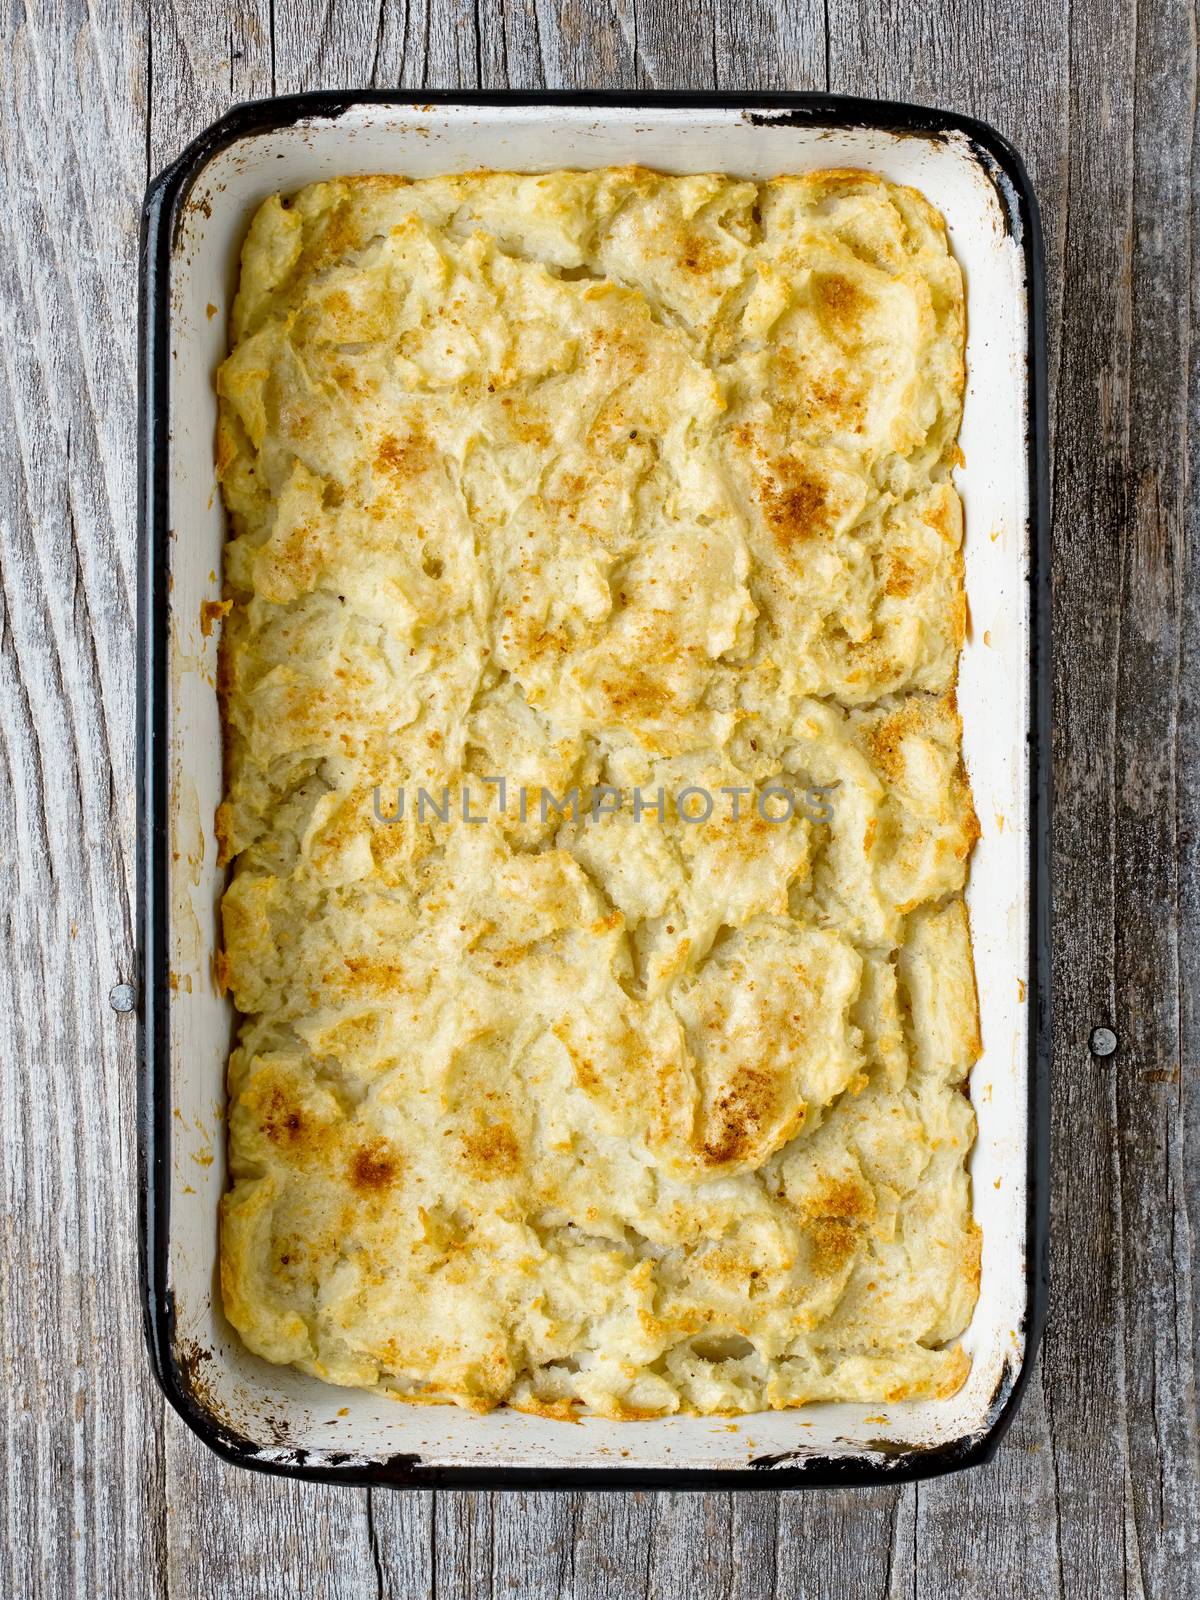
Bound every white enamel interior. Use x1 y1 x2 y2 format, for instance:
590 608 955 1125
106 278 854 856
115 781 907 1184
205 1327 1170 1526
162 102 1032 1474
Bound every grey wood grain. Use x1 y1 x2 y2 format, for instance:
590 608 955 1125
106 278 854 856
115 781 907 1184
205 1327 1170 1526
0 3 162 1598
1112 0 1200 1584
1183 12 1200 1576
1 0 1198 1595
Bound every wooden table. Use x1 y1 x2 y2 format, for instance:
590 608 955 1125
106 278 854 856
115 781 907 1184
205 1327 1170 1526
3 1 1197 1594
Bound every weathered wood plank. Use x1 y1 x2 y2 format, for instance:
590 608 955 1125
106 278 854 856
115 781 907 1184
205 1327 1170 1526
0 3 162 1597
569 1491 657 1597
1182 11 1200 1552
645 1491 786 1600
709 0 826 94
772 1487 908 1599
1111 0 1200 1585
370 1487 436 1597
1039 0 1200 1578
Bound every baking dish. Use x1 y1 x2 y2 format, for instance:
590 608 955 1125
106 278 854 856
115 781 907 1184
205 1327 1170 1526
138 91 1050 1488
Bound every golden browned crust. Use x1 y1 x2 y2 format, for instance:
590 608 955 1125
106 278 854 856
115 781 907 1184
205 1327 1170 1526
214 167 979 1419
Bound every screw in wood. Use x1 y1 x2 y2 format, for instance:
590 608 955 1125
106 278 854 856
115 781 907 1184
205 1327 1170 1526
109 983 136 1014
1090 1026 1117 1057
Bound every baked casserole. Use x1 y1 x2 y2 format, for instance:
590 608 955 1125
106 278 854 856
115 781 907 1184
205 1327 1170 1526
214 167 981 1418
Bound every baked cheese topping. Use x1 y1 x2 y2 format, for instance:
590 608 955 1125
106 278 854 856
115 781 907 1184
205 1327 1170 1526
216 167 981 1418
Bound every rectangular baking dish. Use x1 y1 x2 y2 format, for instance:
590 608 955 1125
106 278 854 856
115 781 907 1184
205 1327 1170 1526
138 91 1050 1489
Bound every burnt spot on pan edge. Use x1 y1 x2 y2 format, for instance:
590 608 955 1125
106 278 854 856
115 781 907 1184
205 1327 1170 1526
742 107 950 142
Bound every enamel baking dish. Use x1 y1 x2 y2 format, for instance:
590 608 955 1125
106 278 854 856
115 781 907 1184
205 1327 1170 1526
138 92 1050 1489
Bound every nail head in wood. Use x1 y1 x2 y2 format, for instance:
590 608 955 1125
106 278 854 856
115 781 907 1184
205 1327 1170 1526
109 983 136 1014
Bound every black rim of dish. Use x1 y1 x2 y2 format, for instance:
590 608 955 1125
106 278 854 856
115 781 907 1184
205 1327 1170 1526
138 89 1051 1490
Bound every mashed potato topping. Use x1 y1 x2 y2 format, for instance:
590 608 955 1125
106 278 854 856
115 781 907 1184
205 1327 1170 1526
215 167 981 1417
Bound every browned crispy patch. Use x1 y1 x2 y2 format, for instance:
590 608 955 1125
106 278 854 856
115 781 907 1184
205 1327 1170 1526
348 1139 401 1192
259 1086 309 1150
567 1049 597 1091
884 551 917 598
922 490 960 542
701 1064 785 1166
213 946 231 997
508 615 572 662
376 425 436 480
862 697 932 781
460 1120 521 1179
813 272 872 337
498 394 553 447
808 375 865 429
260 514 329 597
809 1216 859 1275
807 1174 874 1222
600 664 675 719
774 343 861 431
330 360 374 399
214 414 240 479
508 1394 583 1422
677 233 728 275
333 955 413 994
759 458 831 548
933 1345 971 1399
213 801 234 869
731 421 760 455
607 1399 673 1421
299 186 413 273
954 589 969 648
583 318 650 380
200 598 233 637
837 632 901 690
790 167 880 200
